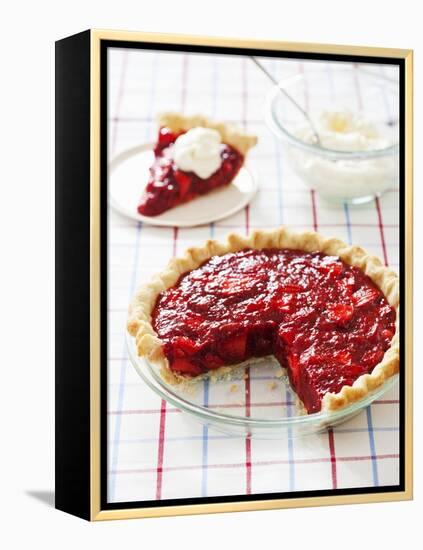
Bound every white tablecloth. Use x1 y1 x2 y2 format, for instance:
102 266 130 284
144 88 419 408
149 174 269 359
107 47 400 503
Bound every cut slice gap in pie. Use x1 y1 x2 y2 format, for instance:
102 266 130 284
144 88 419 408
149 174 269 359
127 227 399 414
137 112 257 216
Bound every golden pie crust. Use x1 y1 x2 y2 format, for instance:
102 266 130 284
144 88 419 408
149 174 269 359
127 226 399 413
157 112 258 155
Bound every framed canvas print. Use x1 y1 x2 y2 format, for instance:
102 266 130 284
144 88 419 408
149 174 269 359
55 29 413 521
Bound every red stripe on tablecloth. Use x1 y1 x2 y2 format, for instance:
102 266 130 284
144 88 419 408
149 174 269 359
242 60 250 240
245 371 252 494
310 189 318 232
245 205 250 234
108 397 398 415
111 453 399 475
309 178 339 489
328 429 338 489
242 58 252 495
109 221 399 231
173 227 179 256
155 399 167 500
375 197 389 266
111 51 128 154
244 208 252 494
155 227 180 499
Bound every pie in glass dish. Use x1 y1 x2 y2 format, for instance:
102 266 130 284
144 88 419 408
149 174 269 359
137 112 257 216
127 227 399 414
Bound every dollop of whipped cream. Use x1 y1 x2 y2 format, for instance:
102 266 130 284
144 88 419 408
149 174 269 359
296 109 390 152
172 127 222 179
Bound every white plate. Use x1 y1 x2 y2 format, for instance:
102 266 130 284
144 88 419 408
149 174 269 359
109 143 258 227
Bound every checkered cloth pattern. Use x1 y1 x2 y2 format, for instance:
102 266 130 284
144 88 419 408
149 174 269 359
107 48 400 503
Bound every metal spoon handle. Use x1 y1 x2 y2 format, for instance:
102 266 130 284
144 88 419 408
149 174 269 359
250 56 321 146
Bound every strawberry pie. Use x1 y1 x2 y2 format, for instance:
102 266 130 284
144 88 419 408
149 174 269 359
137 113 257 216
127 227 399 413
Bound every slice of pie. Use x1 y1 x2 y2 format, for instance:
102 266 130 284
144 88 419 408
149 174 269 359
127 227 399 413
137 113 257 216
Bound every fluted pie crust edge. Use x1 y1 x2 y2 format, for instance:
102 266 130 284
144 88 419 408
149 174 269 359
127 226 399 413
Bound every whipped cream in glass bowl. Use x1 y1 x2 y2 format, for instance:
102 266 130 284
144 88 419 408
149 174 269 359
266 67 399 204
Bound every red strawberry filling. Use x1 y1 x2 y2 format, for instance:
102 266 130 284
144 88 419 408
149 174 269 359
152 248 396 413
138 126 244 216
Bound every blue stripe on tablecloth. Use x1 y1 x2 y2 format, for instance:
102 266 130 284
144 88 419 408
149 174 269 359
366 407 380 485
109 426 398 446
365 67 398 488
343 202 379 487
201 379 210 497
330 62 382 487
200 57 220 498
109 427 399 448
270 58 295 491
108 51 130 500
109 222 143 500
362 65 398 487
343 203 353 244
109 53 158 501
154 54 189 498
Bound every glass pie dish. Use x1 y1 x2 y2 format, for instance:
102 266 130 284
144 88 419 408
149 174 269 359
126 332 399 439
265 66 399 205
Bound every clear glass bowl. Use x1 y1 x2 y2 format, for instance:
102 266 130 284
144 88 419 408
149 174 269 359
265 66 399 205
126 332 399 439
